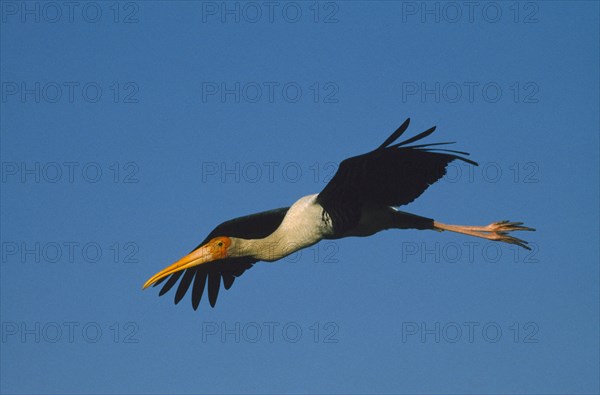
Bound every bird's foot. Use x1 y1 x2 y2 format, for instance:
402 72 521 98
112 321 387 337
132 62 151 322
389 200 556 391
434 220 536 250
484 220 535 250
485 220 536 233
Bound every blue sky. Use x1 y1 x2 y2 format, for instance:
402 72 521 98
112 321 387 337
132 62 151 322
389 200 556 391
1 1 598 394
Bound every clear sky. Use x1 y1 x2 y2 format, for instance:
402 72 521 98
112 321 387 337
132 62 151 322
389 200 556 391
1 1 598 394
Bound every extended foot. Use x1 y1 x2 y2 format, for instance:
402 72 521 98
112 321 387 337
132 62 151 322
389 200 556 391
485 221 535 250
433 220 536 250
486 220 536 233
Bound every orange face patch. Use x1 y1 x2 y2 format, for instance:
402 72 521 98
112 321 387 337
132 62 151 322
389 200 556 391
208 236 231 259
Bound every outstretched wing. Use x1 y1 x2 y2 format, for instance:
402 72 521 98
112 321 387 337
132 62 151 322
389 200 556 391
153 207 289 309
316 118 478 235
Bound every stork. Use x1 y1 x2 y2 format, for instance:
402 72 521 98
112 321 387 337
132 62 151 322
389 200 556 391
143 119 534 309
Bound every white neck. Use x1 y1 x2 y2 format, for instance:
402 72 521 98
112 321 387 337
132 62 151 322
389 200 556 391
230 194 332 261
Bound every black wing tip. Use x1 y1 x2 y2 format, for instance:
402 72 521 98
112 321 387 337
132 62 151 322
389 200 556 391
207 272 221 308
174 270 195 305
395 125 437 147
377 118 412 150
152 277 166 287
191 271 208 310
158 271 183 296
379 120 478 166
415 148 479 167
457 156 479 166
154 263 254 310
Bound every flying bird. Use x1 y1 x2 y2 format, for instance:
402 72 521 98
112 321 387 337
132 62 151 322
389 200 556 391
143 119 534 309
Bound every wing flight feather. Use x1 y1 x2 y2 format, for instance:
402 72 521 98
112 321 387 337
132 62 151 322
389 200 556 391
317 119 478 235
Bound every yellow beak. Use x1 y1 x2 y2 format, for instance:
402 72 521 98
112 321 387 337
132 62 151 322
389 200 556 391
142 244 217 289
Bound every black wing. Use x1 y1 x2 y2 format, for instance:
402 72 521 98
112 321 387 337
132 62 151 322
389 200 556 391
317 118 478 235
154 207 289 309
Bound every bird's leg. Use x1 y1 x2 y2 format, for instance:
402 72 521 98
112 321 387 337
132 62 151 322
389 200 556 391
433 220 535 250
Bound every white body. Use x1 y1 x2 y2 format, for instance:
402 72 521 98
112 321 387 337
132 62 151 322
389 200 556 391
230 194 396 261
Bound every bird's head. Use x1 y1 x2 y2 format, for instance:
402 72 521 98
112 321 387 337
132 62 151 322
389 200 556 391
142 236 233 289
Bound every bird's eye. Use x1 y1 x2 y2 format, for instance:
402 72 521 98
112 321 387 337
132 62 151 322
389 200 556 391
217 241 223 247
